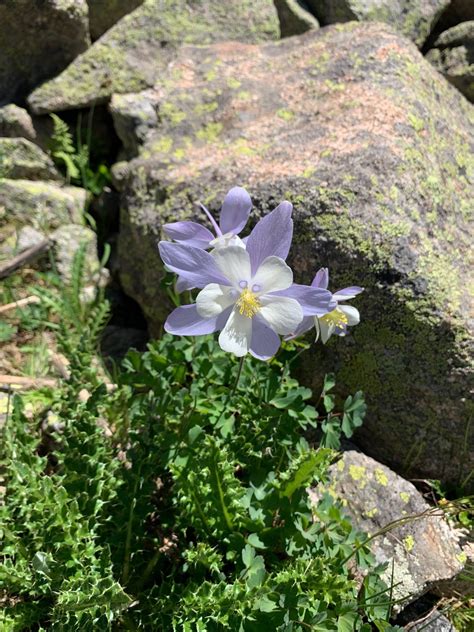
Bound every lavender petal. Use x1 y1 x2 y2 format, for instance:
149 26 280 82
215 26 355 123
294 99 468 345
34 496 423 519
159 241 231 288
164 304 220 335
175 275 195 293
311 267 329 289
163 221 214 249
274 284 335 316
285 315 315 340
249 315 281 360
332 286 364 301
219 186 252 235
246 201 293 275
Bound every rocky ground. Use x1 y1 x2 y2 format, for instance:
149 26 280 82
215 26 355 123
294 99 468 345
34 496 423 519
0 1 472 628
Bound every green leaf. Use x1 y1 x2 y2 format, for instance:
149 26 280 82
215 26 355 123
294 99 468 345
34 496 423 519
242 544 255 568
337 612 357 632
323 373 336 392
247 534 266 549
254 595 276 612
280 449 332 498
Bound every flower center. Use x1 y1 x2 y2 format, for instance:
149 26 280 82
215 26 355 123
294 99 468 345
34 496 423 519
320 309 348 329
236 288 261 318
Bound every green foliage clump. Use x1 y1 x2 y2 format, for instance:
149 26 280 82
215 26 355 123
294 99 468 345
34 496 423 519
0 263 398 630
49 113 110 195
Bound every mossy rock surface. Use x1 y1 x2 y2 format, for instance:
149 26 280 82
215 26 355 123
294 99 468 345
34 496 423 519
117 23 473 488
0 138 61 181
0 0 90 104
28 0 279 114
305 0 449 47
0 179 86 231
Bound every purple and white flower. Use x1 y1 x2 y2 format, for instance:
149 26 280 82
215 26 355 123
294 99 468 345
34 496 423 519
159 203 333 359
163 186 251 292
163 186 252 252
289 268 363 343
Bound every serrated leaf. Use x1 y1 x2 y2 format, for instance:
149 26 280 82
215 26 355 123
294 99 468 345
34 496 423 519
280 449 332 498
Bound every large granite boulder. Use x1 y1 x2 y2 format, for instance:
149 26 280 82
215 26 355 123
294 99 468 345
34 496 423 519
305 0 449 47
87 0 144 41
310 451 464 608
0 0 90 104
427 21 474 102
116 23 473 488
28 0 279 114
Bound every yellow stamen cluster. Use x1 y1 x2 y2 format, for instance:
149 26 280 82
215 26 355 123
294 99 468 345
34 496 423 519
320 309 348 329
236 288 261 318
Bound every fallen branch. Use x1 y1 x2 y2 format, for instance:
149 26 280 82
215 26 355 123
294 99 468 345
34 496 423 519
0 239 50 280
0 374 116 392
0 374 57 390
0 295 41 314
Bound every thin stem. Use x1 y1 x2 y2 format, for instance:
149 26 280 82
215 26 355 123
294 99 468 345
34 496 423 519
231 356 245 396
214 356 245 425
122 467 141 585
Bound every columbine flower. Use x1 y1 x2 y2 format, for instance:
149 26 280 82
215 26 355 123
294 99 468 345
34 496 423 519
159 203 333 359
289 268 363 343
163 186 252 251
163 186 251 292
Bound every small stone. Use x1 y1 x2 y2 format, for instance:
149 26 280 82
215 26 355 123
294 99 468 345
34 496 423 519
0 138 61 181
0 105 36 141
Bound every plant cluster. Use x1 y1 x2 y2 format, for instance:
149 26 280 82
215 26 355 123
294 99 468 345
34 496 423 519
0 248 398 630
49 113 110 196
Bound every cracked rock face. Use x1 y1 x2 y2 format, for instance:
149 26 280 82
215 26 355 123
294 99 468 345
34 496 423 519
114 22 473 488
311 451 464 608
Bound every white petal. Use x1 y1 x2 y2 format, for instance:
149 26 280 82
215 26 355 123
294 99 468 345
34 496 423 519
196 284 235 318
319 318 334 344
259 296 303 335
212 246 251 287
314 317 320 342
218 308 252 357
251 256 293 294
339 305 360 326
209 233 246 250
